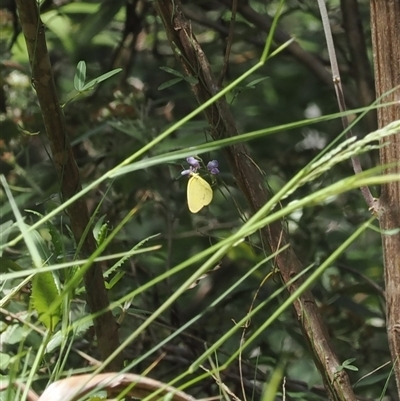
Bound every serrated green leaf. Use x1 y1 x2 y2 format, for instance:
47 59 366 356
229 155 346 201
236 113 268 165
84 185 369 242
74 60 86 91
93 215 108 245
45 222 64 260
133 233 161 250
103 234 160 280
105 271 125 289
31 272 61 330
158 77 183 90
96 224 109 246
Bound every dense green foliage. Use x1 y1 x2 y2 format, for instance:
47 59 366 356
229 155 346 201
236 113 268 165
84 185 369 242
0 1 398 400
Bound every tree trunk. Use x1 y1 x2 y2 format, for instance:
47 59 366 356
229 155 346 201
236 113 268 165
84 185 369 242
15 0 123 371
370 0 400 396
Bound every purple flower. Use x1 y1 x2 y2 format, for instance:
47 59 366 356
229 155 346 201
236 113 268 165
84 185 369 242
181 156 200 176
181 169 192 176
207 160 219 175
182 157 220 176
187 157 200 170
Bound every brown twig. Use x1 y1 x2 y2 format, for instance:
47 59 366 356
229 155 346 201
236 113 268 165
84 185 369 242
183 7 264 48
337 264 386 300
317 0 375 209
153 1 356 399
14 0 123 371
217 0 237 87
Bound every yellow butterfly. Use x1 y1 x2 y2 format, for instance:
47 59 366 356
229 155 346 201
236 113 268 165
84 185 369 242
187 173 213 213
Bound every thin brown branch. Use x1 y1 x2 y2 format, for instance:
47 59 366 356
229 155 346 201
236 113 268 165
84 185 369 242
217 0 237 87
153 1 356 399
14 0 123 371
317 0 374 209
183 7 264 48
337 264 386 300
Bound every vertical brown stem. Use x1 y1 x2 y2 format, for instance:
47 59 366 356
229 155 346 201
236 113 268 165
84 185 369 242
15 0 123 371
370 0 400 395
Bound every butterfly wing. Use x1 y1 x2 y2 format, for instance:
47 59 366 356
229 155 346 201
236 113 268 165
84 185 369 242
187 174 213 213
199 176 213 207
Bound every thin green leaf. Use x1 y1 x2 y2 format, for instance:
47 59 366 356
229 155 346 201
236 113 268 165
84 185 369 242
183 76 199 85
74 60 86 91
344 365 359 372
82 68 122 91
159 66 184 77
158 77 183 90
245 77 269 88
